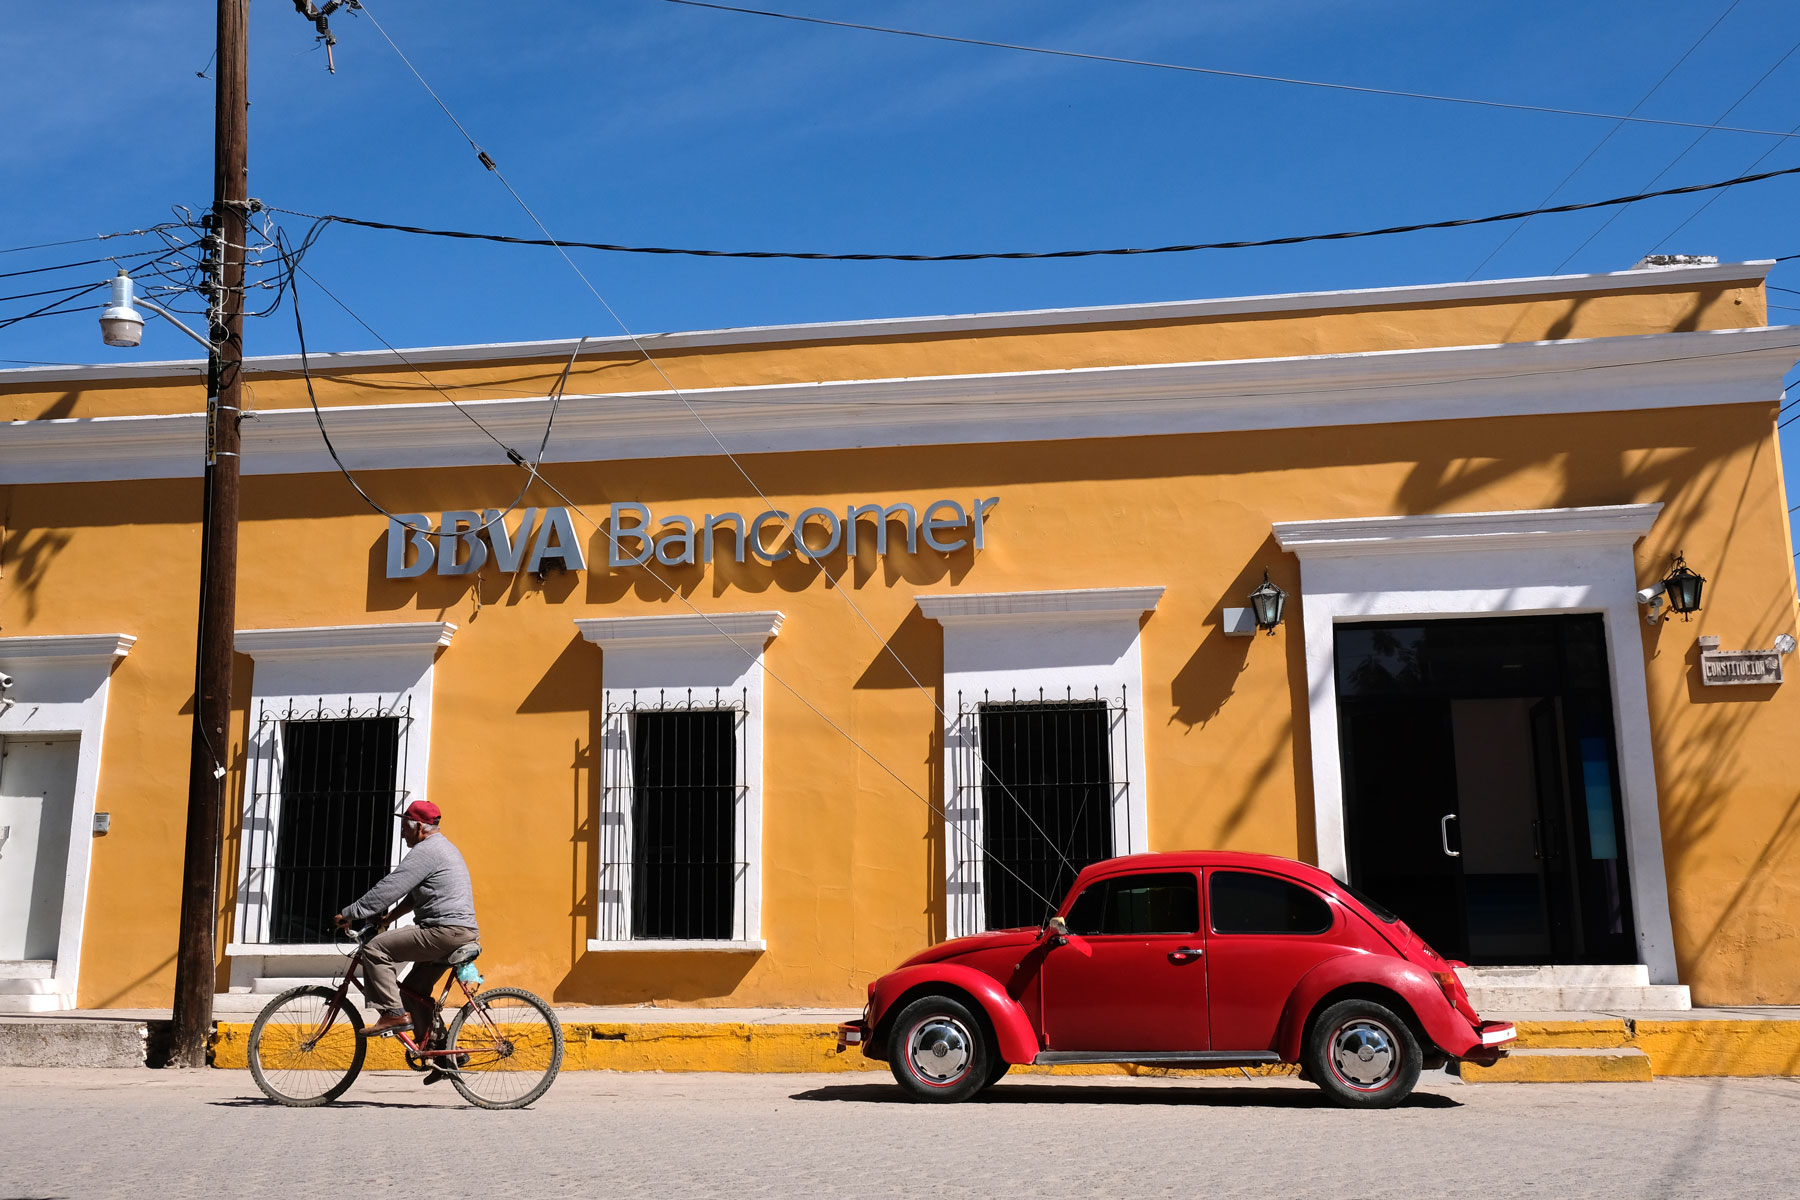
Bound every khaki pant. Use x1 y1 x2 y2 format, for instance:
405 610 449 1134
360 924 479 1020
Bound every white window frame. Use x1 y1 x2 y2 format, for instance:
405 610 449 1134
0 634 135 1011
227 623 454 964
918 587 1162 939
1272 503 1680 984
576 611 782 953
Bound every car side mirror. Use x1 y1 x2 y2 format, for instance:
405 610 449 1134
1044 916 1070 940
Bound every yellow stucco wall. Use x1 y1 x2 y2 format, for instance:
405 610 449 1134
2 274 1796 1010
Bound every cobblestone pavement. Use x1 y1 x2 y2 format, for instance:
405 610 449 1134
4 1068 1799 1198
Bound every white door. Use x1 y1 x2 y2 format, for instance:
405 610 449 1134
0 738 80 962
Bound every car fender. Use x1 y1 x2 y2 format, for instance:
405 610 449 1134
1277 953 1479 1061
869 963 1041 1064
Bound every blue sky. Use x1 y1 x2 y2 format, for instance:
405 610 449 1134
5 0 1799 557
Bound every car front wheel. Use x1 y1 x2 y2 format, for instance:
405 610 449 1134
1304 998 1422 1109
887 995 992 1103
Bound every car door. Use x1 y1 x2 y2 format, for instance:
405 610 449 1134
1203 868 1349 1053
1039 869 1209 1052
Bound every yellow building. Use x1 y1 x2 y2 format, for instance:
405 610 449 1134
2 259 1797 1015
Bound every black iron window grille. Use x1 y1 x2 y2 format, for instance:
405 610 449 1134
242 699 412 945
948 687 1131 934
598 689 750 943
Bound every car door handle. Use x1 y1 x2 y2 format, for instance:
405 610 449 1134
1168 947 1204 963
1440 813 1461 858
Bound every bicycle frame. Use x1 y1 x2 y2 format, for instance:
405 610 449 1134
300 932 506 1061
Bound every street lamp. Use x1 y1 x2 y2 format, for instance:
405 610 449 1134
99 270 213 351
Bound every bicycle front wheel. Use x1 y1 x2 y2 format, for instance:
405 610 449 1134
247 985 366 1107
446 986 564 1110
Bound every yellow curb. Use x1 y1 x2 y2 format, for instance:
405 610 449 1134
1631 1020 1800 1078
1462 1049 1653 1084
213 1018 1800 1078
1511 1020 1632 1050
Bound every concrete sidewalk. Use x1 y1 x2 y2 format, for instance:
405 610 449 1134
8 1001 1800 1079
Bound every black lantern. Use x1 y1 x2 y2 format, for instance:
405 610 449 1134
1248 569 1287 636
1661 551 1706 620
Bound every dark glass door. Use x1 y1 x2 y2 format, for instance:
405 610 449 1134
1335 615 1635 966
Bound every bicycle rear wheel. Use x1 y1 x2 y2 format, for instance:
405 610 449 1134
445 986 564 1110
247 985 366 1107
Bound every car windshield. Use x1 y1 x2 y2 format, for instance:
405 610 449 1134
1331 876 1400 923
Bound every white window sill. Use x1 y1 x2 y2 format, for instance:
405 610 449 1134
585 939 767 953
224 943 345 957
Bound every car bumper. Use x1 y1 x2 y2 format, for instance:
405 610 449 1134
1456 1020 1516 1067
1477 1020 1517 1047
836 1020 870 1053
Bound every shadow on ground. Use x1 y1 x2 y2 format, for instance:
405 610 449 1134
790 1082 1461 1109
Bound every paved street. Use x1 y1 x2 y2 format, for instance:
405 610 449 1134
3 1068 1798 1198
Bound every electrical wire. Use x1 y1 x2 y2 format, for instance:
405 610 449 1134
279 256 1061 915
275 229 581 540
1552 35 1800 273
658 0 1800 141
0 242 202 282
1462 0 1744 280
0 224 185 257
263 161 1800 264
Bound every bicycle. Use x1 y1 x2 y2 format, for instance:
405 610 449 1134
245 916 564 1110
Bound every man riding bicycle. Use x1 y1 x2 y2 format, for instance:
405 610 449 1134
333 799 479 1041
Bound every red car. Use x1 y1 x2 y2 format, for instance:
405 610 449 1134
837 851 1515 1108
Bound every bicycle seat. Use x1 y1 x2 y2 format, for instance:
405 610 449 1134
446 942 481 966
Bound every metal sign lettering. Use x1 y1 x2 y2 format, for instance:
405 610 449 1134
384 498 998 580
1699 648 1783 686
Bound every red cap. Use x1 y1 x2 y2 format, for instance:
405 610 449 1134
401 800 442 825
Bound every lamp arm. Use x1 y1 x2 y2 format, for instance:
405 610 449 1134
134 297 215 352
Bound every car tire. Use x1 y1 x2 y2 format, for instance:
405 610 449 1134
982 1057 1011 1090
1304 998 1422 1110
887 995 992 1103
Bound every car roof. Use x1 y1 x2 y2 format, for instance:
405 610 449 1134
1074 850 1338 889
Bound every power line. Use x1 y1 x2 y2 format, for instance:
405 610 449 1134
1462 0 1744 280
1553 34 1800 273
0 224 183 257
264 160 1800 264
0 243 202 282
659 0 1800 141
347 0 1083 889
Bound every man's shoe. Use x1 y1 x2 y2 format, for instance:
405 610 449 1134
361 1013 410 1038
422 1068 448 1085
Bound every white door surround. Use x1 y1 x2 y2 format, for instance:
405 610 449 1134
917 587 1163 939
0 633 136 1011
1272 503 1679 985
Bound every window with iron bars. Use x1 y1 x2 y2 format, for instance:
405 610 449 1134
243 700 411 945
952 688 1131 932
597 689 750 943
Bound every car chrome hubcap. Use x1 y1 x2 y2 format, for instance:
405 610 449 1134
1331 1019 1397 1089
907 1016 972 1085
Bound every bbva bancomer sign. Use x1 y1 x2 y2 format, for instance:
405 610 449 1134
385 497 1000 578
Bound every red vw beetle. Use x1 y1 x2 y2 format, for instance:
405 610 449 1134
837 851 1515 1108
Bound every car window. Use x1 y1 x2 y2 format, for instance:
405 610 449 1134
1209 871 1333 935
1064 872 1199 935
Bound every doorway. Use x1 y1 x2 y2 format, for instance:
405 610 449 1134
0 737 80 963
1335 615 1634 966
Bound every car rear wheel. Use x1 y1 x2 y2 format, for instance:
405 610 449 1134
887 995 992 1103
1304 998 1422 1110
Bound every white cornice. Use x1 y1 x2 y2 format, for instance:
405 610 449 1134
575 611 784 653
1272 503 1664 558
6 327 1797 484
234 622 456 658
0 634 136 664
0 260 1772 385
917 587 1165 626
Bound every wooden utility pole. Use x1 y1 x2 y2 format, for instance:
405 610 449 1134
166 0 248 1069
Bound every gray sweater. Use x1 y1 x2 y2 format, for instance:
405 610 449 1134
344 833 478 931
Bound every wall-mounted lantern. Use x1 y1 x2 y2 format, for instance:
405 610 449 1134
1661 551 1706 621
1248 569 1288 636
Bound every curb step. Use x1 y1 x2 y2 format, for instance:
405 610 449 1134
1462 1047 1654 1084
